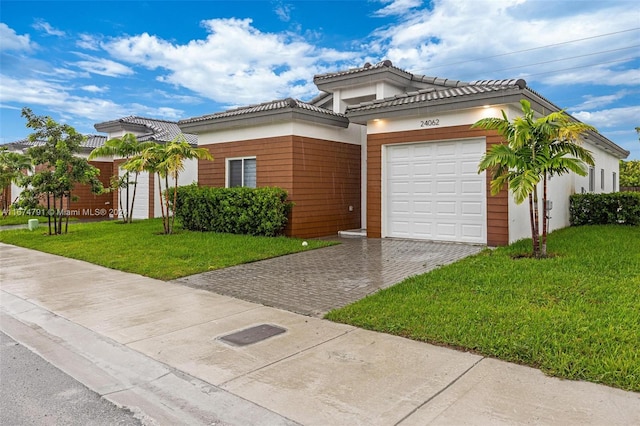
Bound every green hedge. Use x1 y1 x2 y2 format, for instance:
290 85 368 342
174 184 293 236
569 192 640 226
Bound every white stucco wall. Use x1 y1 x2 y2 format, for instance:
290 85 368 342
150 157 199 219
196 121 364 146
508 139 623 243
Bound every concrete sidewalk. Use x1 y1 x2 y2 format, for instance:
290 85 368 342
1 243 639 425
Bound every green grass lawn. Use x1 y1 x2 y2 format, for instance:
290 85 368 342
0 213 51 226
326 225 640 392
0 218 336 280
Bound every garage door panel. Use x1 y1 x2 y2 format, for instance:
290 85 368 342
436 144 456 157
461 160 479 175
389 163 410 177
385 139 486 244
412 162 433 178
435 222 457 238
461 201 483 216
461 179 483 194
436 162 456 175
414 200 432 214
390 200 410 213
413 181 432 194
462 224 483 238
436 180 457 195
436 201 457 215
461 141 484 155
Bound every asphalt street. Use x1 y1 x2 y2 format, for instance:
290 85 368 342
0 331 142 426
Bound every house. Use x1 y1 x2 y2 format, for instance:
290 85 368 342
4 135 113 219
93 116 199 220
5 116 198 220
179 60 629 245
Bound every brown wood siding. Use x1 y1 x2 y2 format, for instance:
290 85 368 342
199 135 360 238
367 125 509 246
68 161 113 218
290 136 360 238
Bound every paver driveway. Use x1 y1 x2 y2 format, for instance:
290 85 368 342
172 238 484 316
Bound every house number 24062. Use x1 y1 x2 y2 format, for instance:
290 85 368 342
420 118 440 127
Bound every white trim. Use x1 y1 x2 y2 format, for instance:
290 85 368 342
226 156 257 188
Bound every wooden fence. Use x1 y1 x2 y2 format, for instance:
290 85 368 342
620 187 640 192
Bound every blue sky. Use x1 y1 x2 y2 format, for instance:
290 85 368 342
1 0 639 159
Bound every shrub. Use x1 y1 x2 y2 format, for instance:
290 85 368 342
174 184 293 237
570 192 640 226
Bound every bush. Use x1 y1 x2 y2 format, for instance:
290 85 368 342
174 184 293 237
570 192 640 226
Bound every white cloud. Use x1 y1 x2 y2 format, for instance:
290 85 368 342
76 34 101 51
32 19 65 37
568 91 632 111
80 85 108 93
0 74 182 124
0 23 35 51
274 2 293 22
72 52 134 77
373 0 424 17
367 0 639 88
572 106 640 129
103 18 359 105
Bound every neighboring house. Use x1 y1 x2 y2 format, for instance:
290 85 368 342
93 116 199 220
6 116 199 220
179 60 629 245
4 135 113 219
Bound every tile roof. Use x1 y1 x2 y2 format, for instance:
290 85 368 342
179 98 346 125
314 60 411 82
96 116 198 145
6 135 107 150
346 79 526 113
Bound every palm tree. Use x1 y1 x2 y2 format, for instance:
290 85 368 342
474 99 595 258
125 135 213 234
88 133 155 223
0 147 32 215
161 135 213 234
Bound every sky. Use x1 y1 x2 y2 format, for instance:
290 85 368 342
1 0 639 159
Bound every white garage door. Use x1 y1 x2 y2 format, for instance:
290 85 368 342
384 139 486 244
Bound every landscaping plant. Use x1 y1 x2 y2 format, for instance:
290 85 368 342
473 100 595 258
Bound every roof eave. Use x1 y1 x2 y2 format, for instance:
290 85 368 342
179 108 349 134
314 66 414 93
346 89 526 124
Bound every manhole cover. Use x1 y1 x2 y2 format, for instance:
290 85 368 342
219 324 287 346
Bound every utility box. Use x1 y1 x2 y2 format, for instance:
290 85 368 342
27 219 39 231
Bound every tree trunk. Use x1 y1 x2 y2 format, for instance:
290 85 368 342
128 172 139 223
157 173 166 233
531 187 540 258
171 170 178 234
541 174 548 258
164 175 170 234
124 171 130 223
65 190 70 234
58 195 64 234
46 193 52 236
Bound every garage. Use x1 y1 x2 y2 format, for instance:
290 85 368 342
384 138 487 244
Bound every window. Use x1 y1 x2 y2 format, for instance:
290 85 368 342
613 172 617 192
589 167 595 192
601 169 605 190
227 157 256 188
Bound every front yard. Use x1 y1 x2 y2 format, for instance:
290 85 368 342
0 218 334 280
2 218 637 392
326 225 640 392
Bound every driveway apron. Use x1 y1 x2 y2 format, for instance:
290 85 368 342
172 238 484 316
